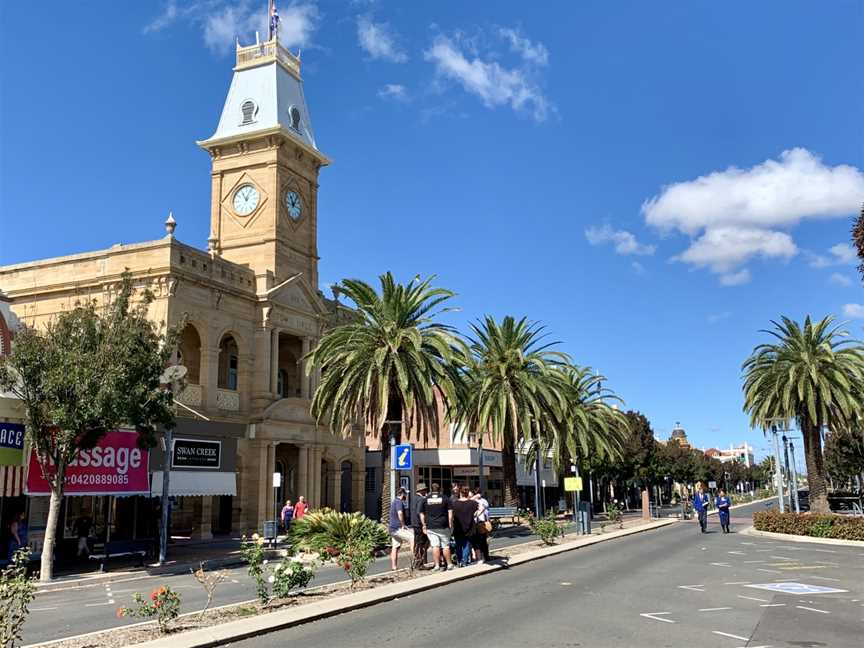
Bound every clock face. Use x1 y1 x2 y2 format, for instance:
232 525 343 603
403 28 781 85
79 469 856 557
233 184 260 216
284 190 302 220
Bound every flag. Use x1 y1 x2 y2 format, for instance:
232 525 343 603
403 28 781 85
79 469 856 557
269 0 280 41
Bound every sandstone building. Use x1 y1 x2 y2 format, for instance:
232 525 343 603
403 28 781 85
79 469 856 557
0 38 364 547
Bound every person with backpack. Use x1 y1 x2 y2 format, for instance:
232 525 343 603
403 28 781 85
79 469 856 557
418 483 454 572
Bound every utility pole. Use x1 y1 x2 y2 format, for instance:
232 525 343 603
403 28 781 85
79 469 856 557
787 439 801 513
771 427 786 513
533 437 544 516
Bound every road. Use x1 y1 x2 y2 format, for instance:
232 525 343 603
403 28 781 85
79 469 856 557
20 516 571 645
225 502 864 648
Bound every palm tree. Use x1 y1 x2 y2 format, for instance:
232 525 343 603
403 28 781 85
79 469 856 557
307 273 464 520
742 315 864 513
458 316 569 507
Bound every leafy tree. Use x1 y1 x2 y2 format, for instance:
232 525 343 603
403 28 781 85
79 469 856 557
620 411 658 519
824 428 864 487
0 274 177 581
307 273 463 520
457 316 568 507
742 316 864 513
851 202 864 281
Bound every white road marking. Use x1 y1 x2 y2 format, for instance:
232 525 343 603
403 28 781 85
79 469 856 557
84 602 116 607
736 645 772 648
743 560 765 564
713 631 750 641
755 549 772 553
769 555 793 560
640 612 675 624
699 607 733 612
740 542 755 545
678 585 705 592
760 603 786 607
727 551 747 555
725 581 751 585
810 575 841 582
796 605 830 614
757 568 781 574
711 562 732 567
738 595 770 603
30 606 58 612
559 581 572 586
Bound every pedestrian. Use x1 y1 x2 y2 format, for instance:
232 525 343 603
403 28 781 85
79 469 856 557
716 489 732 533
411 483 430 569
280 499 294 532
388 487 413 571
74 514 92 558
471 489 491 563
693 482 711 533
418 482 454 572
294 495 308 520
7 512 27 560
451 487 478 567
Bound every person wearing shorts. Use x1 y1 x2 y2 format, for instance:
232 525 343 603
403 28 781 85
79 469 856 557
418 483 453 571
389 488 413 570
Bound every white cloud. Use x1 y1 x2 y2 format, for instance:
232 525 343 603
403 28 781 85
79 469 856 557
585 224 655 256
643 149 864 234
808 243 857 268
357 16 407 63
631 261 646 275
378 84 410 102
707 311 732 324
843 303 864 319
498 27 549 66
642 148 863 284
145 1 318 55
674 226 797 274
718 269 752 286
830 273 852 287
424 32 551 122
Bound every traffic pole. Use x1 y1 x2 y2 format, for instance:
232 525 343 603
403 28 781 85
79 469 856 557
772 428 785 513
788 440 801 513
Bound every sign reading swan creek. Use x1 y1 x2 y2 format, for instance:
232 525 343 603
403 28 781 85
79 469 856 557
172 438 221 469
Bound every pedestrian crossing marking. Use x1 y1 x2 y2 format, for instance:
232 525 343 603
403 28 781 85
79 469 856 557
746 582 847 595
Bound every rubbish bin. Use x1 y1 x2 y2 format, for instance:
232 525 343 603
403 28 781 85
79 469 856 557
578 502 591 535
263 520 278 541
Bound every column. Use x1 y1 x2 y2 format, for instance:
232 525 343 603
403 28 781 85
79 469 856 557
270 329 280 396
202 346 219 411
332 467 342 512
255 442 270 528
198 496 213 541
301 337 311 399
297 445 309 502
311 447 322 509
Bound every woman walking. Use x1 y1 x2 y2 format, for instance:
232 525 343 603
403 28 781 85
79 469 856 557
451 487 478 567
716 489 732 533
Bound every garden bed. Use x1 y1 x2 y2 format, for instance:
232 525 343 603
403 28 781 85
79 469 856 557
753 509 864 541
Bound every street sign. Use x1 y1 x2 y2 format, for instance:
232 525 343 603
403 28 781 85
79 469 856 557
394 444 413 470
272 472 282 488
746 582 848 595
708 480 717 489
564 477 583 492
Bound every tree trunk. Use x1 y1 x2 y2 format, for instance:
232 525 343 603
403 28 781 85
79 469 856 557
379 427 393 524
501 432 519 508
802 419 829 514
641 486 651 521
41 485 64 582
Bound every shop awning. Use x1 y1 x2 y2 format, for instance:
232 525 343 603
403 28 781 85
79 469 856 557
1 465 24 497
150 471 236 497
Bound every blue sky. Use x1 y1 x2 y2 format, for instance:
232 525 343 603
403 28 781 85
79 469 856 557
2 1 863 461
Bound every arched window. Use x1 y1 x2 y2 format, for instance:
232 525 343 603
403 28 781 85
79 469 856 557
177 324 202 384
218 334 239 390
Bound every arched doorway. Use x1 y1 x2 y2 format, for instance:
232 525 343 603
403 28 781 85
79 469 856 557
340 461 353 512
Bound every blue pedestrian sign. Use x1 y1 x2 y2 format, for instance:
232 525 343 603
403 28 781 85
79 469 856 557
395 444 413 470
746 582 848 595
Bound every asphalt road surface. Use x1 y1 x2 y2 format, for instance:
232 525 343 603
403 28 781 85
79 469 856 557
21 516 568 645
226 502 864 648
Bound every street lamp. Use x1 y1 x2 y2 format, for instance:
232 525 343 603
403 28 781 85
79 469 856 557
763 417 790 513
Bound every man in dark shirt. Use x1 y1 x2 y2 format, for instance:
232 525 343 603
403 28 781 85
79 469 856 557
418 482 453 571
411 483 430 569
389 487 413 571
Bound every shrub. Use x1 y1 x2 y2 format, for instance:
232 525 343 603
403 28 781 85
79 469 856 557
753 510 864 542
117 586 182 633
240 534 319 604
0 548 36 648
527 511 563 546
290 511 388 588
191 563 227 619
606 502 624 529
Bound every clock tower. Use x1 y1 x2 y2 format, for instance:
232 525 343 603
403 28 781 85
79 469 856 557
198 37 330 290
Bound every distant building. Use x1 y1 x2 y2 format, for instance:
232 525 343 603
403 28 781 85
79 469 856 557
704 443 755 467
668 421 691 448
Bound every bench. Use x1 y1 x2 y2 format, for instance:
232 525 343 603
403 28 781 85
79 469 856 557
89 540 150 572
487 507 521 529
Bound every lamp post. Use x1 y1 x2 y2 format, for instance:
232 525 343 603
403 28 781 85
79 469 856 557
786 437 801 513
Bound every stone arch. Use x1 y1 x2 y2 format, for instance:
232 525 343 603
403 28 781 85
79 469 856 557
217 332 242 390
177 322 203 384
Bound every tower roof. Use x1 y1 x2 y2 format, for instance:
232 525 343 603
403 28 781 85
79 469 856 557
199 38 327 164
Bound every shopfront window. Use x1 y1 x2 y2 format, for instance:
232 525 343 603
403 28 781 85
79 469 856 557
418 466 453 494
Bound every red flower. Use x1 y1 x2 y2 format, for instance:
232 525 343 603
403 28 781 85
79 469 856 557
116 608 125 618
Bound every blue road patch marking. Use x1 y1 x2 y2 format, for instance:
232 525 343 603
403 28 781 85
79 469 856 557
746 582 847 595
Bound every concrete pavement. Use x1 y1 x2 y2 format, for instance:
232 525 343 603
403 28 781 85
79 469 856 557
224 501 864 648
